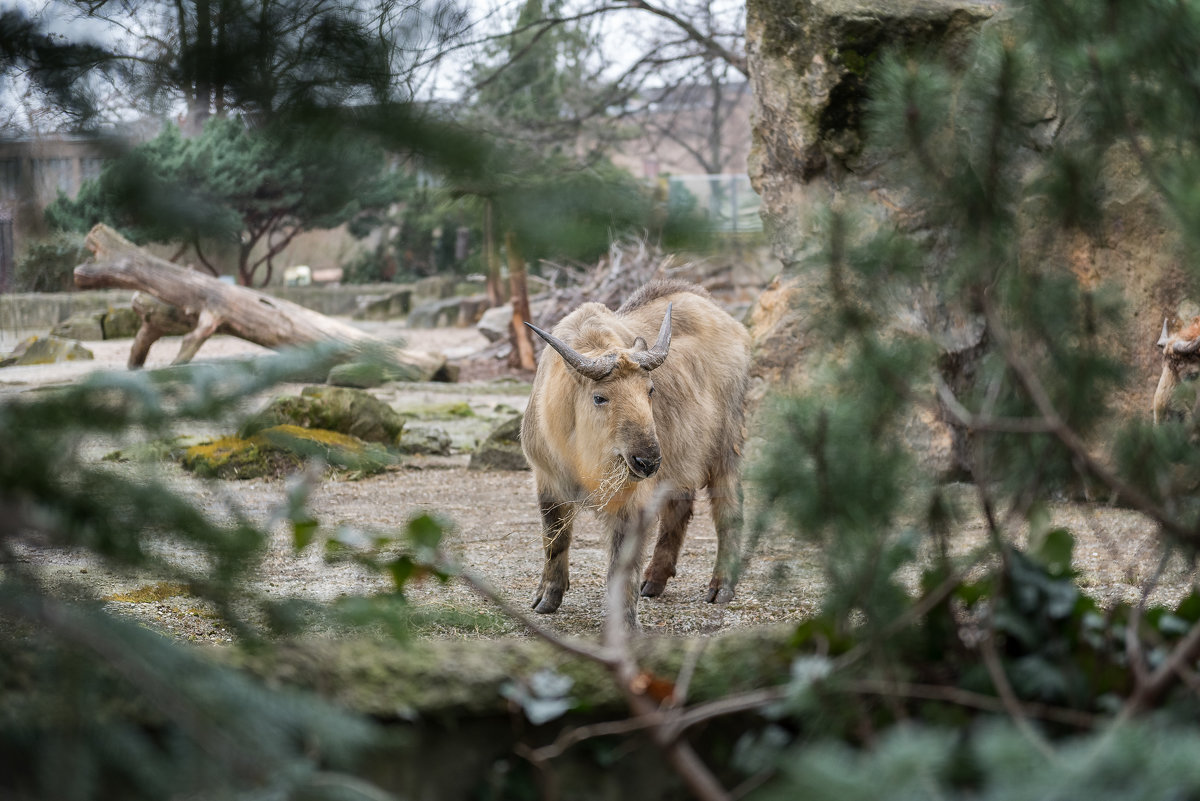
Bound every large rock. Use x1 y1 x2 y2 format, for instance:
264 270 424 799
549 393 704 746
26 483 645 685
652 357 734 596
407 294 491 330
744 0 1191 473
242 386 406 447
181 425 392 480
744 0 997 477
747 0 991 264
51 312 105 341
397 423 452 456
1 335 94 367
101 306 141 339
49 306 143 341
353 289 412 321
408 296 465 329
468 414 528 471
477 304 513 343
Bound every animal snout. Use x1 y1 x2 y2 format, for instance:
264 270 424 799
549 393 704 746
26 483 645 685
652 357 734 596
629 452 661 479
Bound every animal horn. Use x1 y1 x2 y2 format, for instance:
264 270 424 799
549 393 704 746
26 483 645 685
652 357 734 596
525 322 617 380
630 303 672 372
1174 336 1200 355
1159 318 1171 348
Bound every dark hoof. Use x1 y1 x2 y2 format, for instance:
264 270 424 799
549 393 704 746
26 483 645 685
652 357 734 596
640 579 667 598
705 585 734 604
532 587 563 614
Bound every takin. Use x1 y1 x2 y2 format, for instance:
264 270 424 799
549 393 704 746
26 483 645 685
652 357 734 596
1154 316 1200 424
520 279 751 627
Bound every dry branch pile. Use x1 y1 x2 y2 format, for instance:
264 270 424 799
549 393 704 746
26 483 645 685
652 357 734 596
533 239 687 328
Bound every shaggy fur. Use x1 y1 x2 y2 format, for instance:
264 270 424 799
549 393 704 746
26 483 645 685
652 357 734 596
520 279 751 626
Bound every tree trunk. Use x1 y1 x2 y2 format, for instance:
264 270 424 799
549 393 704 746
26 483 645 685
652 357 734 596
483 199 506 307
505 231 536 371
75 224 447 381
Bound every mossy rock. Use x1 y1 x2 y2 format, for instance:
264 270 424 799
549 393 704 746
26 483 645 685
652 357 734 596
101 306 142 339
51 312 105 341
468 414 528 471
180 434 299 479
398 400 476 421
181 425 392 480
258 425 393 474
2 335 94 366
241 386 405 447
397 423 452 456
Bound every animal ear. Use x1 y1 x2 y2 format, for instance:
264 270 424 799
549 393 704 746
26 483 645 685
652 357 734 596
632 336 648 351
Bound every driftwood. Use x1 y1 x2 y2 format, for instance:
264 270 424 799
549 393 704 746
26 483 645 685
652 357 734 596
74 224 447 380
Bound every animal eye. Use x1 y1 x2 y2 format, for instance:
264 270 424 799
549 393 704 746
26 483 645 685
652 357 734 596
648 385 655 398
592 394 609 406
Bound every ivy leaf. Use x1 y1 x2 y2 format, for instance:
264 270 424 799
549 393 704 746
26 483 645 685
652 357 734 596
1034 528 1075 578
291 517 318 551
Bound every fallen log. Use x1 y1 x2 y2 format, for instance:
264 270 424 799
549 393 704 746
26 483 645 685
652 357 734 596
74 224 447 380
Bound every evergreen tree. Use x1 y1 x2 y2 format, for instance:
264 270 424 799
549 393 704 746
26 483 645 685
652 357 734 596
46 117 405 286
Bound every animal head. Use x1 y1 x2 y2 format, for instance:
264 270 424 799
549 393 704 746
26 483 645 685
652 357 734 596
526 304 672 483
1153 316 1200 424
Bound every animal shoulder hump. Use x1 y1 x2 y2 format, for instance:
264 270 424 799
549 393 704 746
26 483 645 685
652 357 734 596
617 279 712 315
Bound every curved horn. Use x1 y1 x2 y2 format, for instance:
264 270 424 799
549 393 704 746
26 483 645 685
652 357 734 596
1159 318 1171 348
630 303 672 372
1174 336 1200 355
525 322 617 380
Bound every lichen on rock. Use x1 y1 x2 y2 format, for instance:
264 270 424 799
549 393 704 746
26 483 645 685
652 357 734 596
241 386 406 447
468 415 528 471
181 425 392 480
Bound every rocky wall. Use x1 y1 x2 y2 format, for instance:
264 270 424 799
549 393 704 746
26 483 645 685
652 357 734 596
743 0 1190 473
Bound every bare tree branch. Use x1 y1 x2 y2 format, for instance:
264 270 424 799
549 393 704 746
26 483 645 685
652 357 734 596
619 0 745 75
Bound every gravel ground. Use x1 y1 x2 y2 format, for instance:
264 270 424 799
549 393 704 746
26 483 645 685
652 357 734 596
5 322 1196 644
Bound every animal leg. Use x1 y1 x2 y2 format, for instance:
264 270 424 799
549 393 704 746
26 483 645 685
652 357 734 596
532 495 576 614
640 492 694 597
609 513 648 630
706 474 744 604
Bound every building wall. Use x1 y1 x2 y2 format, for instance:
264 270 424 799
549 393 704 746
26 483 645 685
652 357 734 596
0 136 115 288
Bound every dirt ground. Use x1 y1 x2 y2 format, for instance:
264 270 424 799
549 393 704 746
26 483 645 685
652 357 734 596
3 322 1196 645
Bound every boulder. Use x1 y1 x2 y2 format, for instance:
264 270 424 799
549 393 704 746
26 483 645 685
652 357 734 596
468 415 528 471
181 425 392 480
747 0 992 262
408 296 463 329
101 306 142 339
408 294 490 329
241 386 406 447
477 305 513 343
2 335 94 367
353 289 412 321
747 0 1195 436
397 423 452 456
51 312 105 341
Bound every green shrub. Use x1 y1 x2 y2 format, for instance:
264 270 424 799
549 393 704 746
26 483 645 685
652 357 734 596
14 232 88 292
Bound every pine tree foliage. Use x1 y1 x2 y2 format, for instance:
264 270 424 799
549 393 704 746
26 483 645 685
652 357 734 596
0 347 438 801
45 118 406 286
744 0 1200 793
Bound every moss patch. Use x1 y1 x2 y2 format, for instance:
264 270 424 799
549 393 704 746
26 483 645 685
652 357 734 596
104 581 191 604
397 401 476 421
181 425 392 480
242 386 406 446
